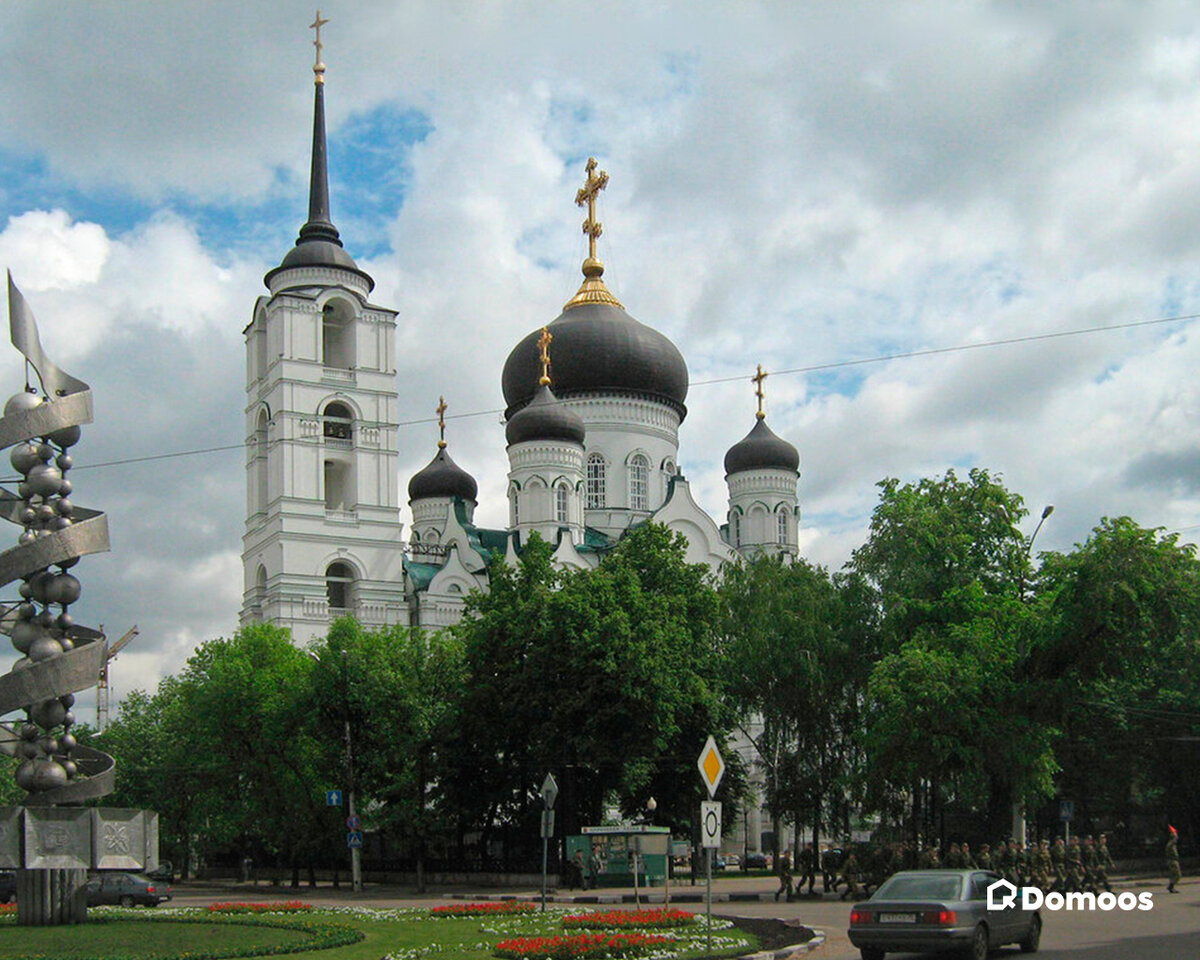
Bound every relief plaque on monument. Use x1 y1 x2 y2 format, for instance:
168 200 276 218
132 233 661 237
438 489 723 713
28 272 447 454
24 807 90 870
91 809 146 870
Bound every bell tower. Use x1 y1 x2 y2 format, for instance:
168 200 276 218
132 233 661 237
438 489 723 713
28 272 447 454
241 14 406 641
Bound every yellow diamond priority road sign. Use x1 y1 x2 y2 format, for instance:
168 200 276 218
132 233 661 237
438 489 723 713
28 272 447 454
697 735 725 798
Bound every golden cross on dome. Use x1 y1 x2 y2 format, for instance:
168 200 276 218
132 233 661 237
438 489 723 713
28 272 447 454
311 10 329 82
436 395 448 448
575 157 609 263
752 364 768 419
537 327 553 386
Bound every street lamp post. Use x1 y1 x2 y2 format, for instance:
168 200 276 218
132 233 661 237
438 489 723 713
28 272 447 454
310 649 362 893
1013 505 1054 844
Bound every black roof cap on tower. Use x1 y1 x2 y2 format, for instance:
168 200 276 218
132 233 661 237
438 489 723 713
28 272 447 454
265 41 374 291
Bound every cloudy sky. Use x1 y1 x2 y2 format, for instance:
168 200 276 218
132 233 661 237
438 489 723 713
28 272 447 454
2 1 1200 712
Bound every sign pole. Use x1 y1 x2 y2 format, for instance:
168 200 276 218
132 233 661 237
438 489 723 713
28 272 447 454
540 773 558 913
697 736 725 958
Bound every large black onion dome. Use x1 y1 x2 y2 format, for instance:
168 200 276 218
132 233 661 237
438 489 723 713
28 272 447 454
502 302 689 419
408 446 478 502
724 417 800 476
505 384 586 447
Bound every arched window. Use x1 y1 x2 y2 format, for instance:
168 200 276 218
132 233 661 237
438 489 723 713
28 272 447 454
253 564 268 616
323 401 353 441
326 561 355 613
254 322 268 382
731 511 741 546
586 454 607 509
510 484 520 526
555 483 569 524
324 459 353 512
629 454 649 512
254 409 269 513
777 508 789 545
322 302 355 369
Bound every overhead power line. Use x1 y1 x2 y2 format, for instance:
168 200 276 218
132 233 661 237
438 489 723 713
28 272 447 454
8 308 1195 472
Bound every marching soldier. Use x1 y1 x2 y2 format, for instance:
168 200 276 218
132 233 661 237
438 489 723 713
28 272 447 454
961 842 978 870
1167 825 1181 894
1096 834 1114 892
1066 836 1084 893
1051 837 1066 892
797 843 816 896
1083 836 1099 892
976 842 993 872
839 848 862 901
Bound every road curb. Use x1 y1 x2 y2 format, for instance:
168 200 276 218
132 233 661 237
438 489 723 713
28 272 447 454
738 928 825 960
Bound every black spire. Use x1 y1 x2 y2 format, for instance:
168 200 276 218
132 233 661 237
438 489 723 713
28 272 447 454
265 14 373 291
296 77 342 248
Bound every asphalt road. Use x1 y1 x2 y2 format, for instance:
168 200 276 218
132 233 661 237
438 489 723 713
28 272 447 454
159 873 1199 958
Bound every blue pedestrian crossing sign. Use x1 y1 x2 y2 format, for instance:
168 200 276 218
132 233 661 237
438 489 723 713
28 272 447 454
326 790 343 807
347 831 364 849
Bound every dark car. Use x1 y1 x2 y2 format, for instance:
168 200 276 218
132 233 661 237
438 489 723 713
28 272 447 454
848 869 1041 960
743 851 769 870
86 871 171 908
0 871 14 904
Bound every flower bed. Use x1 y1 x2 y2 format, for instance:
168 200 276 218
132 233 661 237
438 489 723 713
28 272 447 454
207 901 314 914
563 909 696 930
495 931 671 959
432 901 538 917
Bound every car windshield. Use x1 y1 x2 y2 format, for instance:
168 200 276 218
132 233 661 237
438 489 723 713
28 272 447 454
874 875 963 901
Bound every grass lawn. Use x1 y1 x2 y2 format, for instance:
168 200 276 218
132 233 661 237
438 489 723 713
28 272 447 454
0 904 759 960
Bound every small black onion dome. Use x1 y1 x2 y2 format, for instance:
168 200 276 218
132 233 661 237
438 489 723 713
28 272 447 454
264 239 376 291
502 302 689 419
724 417 800 476
505 384 586 447
408 446 478 502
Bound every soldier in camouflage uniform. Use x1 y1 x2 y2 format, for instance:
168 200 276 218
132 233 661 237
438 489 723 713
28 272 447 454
1167 826 1181 894
976 843 993 872
1065 836 1084 893
797 843 816 896
961 842 977 870
839 849 862 901
945 842 963 868
1051 838 1066 892
994 839 1010 882
1034 839 1053 892
1083 836 1099 893
1096 834 1114 892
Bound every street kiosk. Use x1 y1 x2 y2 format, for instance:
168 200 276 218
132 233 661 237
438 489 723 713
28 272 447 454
568 825 671 888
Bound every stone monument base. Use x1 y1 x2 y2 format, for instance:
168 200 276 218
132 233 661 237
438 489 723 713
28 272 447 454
16 867 87 925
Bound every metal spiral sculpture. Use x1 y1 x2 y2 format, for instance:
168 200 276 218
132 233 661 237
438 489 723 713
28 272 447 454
0 274 112 803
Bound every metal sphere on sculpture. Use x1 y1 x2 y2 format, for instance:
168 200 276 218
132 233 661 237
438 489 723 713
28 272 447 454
3 390 42 417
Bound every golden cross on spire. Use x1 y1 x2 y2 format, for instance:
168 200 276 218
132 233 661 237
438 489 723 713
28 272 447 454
537 327 553 386
563 157 623 310
575 157 609 263
752 364 768 419
311 10 329 83
436 395 448 448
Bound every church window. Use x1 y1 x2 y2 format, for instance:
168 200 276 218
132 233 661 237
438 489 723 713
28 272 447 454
586 454 607 509
254 322 268 382
325 561 355 612
555 483 569 524
252 564 267 617
777 508 788 545
629 454 649 512
254 409 269 513
731 511 741 546
324 459 354 512
322 302 355 369
323 401 353 441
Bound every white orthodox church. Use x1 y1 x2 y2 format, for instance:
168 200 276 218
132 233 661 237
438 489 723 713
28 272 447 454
238 33 803 859
239 52 803 647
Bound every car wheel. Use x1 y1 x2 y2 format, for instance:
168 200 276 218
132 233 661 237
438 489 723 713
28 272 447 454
963 923 989 960
861 949 886 960
1019 913 1042 953
119 895 135 908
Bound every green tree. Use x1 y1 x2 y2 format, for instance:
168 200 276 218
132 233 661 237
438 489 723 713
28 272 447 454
720 555 863 861
849 469 1054 839
307 618 464 891
446 525 731 861
1034 517 1200 841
